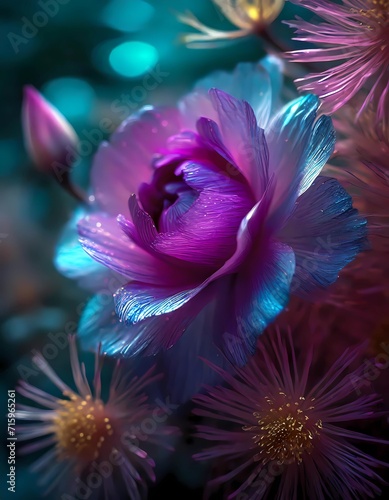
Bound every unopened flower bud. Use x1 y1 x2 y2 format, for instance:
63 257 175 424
22 86 85 202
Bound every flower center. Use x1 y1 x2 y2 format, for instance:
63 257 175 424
241 0 285 24
354 0 389 26
138 161 197 230
54 393 114 462
244 394 322 465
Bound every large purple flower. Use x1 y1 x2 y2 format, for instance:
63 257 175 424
55 57 366 399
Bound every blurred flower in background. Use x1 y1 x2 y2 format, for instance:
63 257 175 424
16 336 177 498
179 0 286 47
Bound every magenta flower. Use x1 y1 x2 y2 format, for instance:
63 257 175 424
193 331 388 499
54 57 366 401
286 0 389 122
16 336 176 498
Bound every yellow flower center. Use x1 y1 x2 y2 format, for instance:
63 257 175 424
239 0 285 24
244 394 322 465
355 0 389 26
54 393 114 462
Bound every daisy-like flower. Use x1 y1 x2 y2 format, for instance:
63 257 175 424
16 336 176 499
286 0 389 122
193 330 388 499
178 0 285 48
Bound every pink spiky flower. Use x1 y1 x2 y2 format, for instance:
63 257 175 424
325 95 389 252
286 0 389 123
193 330 388 499
16 336 176 499
333 96 389 170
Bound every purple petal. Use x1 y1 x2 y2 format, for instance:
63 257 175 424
279 176 367 298
115 182 275 327
125 194 159 248
119 197 210 277
195 116 234 164
159 189 199 233
179 90 218 130
180 161 253 198
193 56 284 128
78 213 183 286
208 89 269 198
91 107 182 214
153 188 253 268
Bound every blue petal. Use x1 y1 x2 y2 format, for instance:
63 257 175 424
279 176 368 297
78 293 135 355
158 294 231 403
54 208 110 291
79 293 170 357
80 287 206 357
79 291 229 403
265 94 323 222
299 115 336 196
232 240 296 363
194 56 284 128
115 283 196 324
